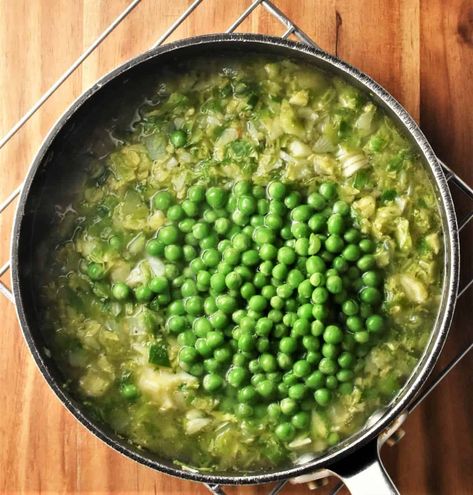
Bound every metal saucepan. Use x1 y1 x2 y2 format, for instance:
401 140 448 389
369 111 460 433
10 34 459 494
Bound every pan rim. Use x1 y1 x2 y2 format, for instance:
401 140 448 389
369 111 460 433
11 33 459 485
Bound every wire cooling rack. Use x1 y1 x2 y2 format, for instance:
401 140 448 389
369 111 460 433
0 1 472 493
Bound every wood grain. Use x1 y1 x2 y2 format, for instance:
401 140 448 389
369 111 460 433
0 1 472 494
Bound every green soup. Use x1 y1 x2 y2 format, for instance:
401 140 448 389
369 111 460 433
40 56 442 472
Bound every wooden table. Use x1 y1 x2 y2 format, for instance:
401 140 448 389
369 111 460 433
0 1 472 493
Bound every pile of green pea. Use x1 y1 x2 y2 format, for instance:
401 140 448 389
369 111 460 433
98 179 386 443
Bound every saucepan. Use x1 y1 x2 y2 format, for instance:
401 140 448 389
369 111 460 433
10 34 459 494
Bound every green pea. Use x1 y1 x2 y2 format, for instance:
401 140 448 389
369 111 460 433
271 263 287 281
193 317 211 337
311 320 324 337
325 375 339 390
275 422 296 442
204 358 221 373
337 369 354 382
232 180 251 196
267 403 282 420
280 397 298 415
314 387 332 406
290 222 310 240
280 225 292 240
359 238 376 253
312 287 329 304
319 357 338 375
337 352 354 370
302 335 320 351
252 226 275 245
235 265 252 281
200 249 220 268
346 315 364 332
267 181 286 200
323 326 343 346
238 385 257 403
158 225 179 246
170 129 187 148
360 287 382 304
278 246 296 265
153 190 174 211
202 373 224 392
268 310 283 324
135 285 153 302
366 314 384 333
306 256 326 274
293 237 309 256
242 249 260 266
168 299 185 315
325 234 344 253
308 213 326 232
293 360 311 378
306 370 325 390
298 279 313 299
164 244 183 262
252 185 265 199
207 187 228 209
321 342 339 359
145 238 163 257
179 346 198 364
257 198 270 215
312 304 329 321
326 275 343 294
109 235 123 250
342 244 361 262
362 270 383 287
292 411 310 430
167 204 185 221
333 200 350 216
256 380 277 399
342 299 359 316
307 192 326 210
237 195 256 215
258 244 276 262
248 295 267 312
253 317 271 336
279 336 297 354
195 337 213 357
292 318 310 336
87 263 105 280
167 315 187 334
264 213 283 230
237 332 255 352
327 214 345 235
215 294 237 314
277 352 293 370
344 227 361 243
179 279 196 298
357 254 376 271
227 366 248 387
112 282 130 300
319 182 337 200
354 331 370 343
297 303 312 320
288 383 307 400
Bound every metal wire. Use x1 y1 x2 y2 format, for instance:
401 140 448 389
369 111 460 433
151 0 205 48
0 0 142 154
227 0 263 33
0 2 472 494
408 341 473 413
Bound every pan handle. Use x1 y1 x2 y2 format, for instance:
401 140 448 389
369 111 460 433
328 439 399 495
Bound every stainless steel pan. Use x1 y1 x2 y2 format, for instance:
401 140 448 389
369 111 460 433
11 34 459 494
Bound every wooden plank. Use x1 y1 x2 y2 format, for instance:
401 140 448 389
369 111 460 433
0 1 471 494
